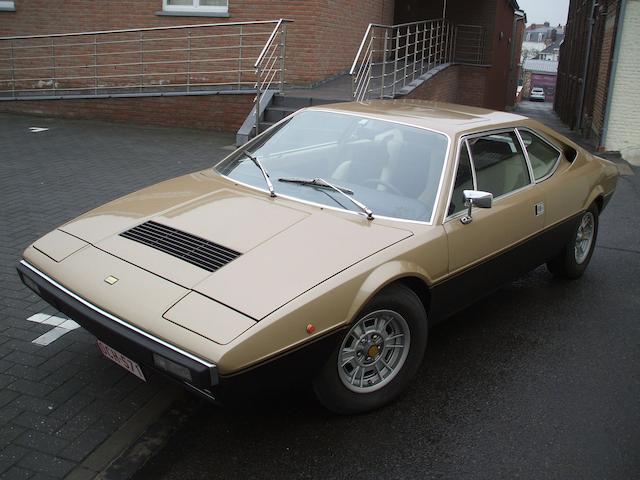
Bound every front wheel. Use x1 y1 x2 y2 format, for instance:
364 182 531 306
547 204 599 279
313 284 428 414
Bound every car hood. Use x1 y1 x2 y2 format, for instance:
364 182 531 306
60 171 413 319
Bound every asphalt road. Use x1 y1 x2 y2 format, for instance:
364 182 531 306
133 126 640 477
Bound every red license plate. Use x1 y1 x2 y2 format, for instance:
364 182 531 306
97 340 146 382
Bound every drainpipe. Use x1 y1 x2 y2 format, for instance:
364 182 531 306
509 11 526 108
576 0 598 132
600 0 626 150
442 0 447 19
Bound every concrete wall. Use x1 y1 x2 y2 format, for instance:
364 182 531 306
0 0 394 86
604 0 640 164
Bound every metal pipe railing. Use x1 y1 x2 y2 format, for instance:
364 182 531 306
349 19 485 101
0 19 292 103
253 19 289 135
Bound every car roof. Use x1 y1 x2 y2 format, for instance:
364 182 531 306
308 99 527 137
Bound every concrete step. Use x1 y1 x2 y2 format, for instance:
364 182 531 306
309 97 345 106
258 121 276 131
272 94 346 109
263 105 297 123
272 95 312 108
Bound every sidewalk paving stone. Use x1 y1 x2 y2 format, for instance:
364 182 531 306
0 112 235 478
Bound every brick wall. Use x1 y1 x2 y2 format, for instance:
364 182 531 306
482 0 516 110
405 64 488 108
590 4 619 138
395 0 498 62
395 0 517 111
604 0 640 164
0 0 394 86
0 93 254 132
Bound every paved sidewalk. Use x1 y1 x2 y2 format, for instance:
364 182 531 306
0 113 234 479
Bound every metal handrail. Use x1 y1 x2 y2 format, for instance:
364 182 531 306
349 19 485 101
0 20 290 40
253 19 290 135
0 19 292 103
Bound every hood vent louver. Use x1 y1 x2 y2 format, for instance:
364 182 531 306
120 221 241 272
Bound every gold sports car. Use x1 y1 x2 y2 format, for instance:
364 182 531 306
17 100 618 414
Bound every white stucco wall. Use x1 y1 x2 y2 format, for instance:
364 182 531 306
604 0 640 165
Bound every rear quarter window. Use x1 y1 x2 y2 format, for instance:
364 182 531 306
518 129 561 180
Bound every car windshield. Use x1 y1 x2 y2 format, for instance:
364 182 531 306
215 110 449 222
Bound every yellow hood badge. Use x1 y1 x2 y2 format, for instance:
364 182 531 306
104 275 119 285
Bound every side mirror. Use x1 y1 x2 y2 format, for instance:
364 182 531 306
461 190 493 225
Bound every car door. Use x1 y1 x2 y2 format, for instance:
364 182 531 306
432 129 545 319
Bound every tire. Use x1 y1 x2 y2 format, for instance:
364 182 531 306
312 284 428 414
547 204 599 279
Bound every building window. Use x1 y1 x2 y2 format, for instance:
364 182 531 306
0 1 16 12
163 0 228 13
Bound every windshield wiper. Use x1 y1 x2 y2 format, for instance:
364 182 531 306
278 177 374 220
278 177 354 195
240 149 276 198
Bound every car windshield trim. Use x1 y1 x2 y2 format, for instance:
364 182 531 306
217 109 453 226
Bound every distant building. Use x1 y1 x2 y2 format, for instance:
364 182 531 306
538 41 562 61
524 22 565 43
521 22 564 62
556 0 640 163
522 59 558 102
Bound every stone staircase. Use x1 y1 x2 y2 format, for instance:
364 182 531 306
258 94 344 131
237 92 347 145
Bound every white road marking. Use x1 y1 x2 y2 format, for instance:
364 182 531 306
28 127 49 133
26 313 80 346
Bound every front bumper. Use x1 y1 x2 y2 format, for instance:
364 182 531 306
17 260 219 399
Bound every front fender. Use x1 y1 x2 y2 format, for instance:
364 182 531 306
345 260 432 323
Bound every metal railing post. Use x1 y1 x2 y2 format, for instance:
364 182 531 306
420 22 428 75
381 28 388 98
437 20 442 65
402 25 409 88
237 25 242 90
392 27 399 97
444 21 449 64
9 40 15 99
187 30 192 92
429 24 434 71
279 23 286 93
139 31 144 93
93 35 98 95
51 38 56 95
255 64 261 135
411 24 417 82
